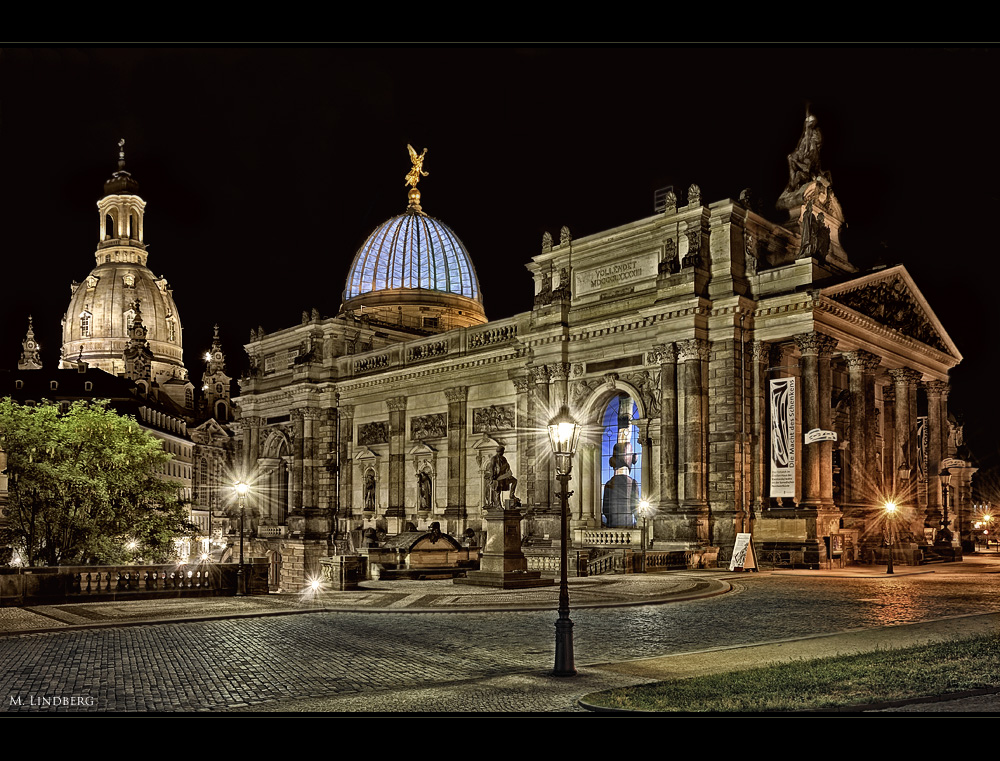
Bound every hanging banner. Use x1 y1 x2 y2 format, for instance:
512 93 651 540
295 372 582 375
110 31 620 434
917 416 928 480
769 378 796 498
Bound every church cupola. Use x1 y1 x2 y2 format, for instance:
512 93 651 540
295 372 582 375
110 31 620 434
62 141 186 385
17 316 43 370
97 139 148 268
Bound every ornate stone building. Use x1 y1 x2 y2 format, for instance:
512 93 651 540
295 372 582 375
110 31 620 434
235 120 973 587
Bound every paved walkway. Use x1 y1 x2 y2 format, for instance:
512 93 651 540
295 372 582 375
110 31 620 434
3 560 998 713
0 571 733 635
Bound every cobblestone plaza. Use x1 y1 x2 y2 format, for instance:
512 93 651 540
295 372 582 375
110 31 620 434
3 561 1000 714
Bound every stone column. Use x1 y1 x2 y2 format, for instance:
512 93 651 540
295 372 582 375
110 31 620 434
300 408 318 510
924 380 949 536
531 365 552 510
889 368 922 525
386 395 407 520
242 415 261 476
578 441 597 527
677 338 709 542
291 409 305 514
882 384 896 489
794 332 838 508
549 362 570 412
653 344 678 511
637 417 653 506
337 404 355 521
444 386 468 525
845 350 881 506
513 375 532 503
750 341 770 519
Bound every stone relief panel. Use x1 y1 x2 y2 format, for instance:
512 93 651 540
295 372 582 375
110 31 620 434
472 404 515 433
410 413 447 441
357 421 389 446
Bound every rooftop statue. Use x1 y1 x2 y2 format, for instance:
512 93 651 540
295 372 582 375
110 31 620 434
785 110 825 194
405 144 428 189
777 109 834 214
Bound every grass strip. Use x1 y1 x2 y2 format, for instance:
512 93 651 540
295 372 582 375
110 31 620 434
585 634 1000 712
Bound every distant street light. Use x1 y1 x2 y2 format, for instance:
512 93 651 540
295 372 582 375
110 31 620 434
234 481 249 596
884 501 897 575
547 404 581 678
637 499 653 573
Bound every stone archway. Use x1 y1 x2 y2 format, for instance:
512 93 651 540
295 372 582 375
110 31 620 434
574 381 649 531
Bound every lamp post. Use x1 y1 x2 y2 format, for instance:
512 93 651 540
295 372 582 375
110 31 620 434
547 404 581 678
884 501 897 574
637 499 652 573
234 481 249 596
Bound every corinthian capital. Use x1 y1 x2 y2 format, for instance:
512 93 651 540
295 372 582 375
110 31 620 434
676 338 710 362
530 365 551 384
512 376 532 394
922 379 950 398
648 343 678 365
386 396 408 412
549 362 571 381
888 367 923 386
444 386 468 403
794 331 838 356
845 349 881 373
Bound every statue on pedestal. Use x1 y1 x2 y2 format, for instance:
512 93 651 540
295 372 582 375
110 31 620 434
486 446 519 507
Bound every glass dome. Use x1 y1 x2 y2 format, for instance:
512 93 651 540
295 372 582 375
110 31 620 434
345 210 481 303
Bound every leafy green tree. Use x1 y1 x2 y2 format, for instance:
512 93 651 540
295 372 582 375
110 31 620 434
0 399 195 566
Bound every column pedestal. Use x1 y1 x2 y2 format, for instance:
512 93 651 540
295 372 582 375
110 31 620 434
455 505 554 589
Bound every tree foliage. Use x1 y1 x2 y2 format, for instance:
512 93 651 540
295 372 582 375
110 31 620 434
0 399 195 566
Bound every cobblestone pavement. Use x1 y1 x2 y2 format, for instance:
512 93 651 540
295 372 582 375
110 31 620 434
2 560 1000 714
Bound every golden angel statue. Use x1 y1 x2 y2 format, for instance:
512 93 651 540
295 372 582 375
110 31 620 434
405 144 428 188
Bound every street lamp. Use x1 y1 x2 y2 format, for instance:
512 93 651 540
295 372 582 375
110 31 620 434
547 404 581 678
234 481 249 596
637 499 653 573
884 501 897 575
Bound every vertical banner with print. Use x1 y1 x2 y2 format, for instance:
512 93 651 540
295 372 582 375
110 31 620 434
917 416 928 481
769 378 796 498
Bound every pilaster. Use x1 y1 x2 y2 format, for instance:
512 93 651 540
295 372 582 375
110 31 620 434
444 386 468 522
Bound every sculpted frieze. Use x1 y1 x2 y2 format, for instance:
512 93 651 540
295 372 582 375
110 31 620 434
411 413 447 440
832 276 948 353
357 421 389 446
472 404 516 433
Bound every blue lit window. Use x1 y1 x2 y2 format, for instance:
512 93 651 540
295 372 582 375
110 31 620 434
600 394 642 527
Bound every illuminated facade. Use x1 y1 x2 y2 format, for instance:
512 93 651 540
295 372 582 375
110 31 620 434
236 126 977 588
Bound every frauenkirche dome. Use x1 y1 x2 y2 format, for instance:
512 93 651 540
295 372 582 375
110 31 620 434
61 141 187 384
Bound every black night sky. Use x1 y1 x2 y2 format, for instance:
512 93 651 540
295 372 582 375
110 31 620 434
2 45 998 484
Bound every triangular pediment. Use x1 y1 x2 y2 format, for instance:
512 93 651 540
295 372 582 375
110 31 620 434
823 265 961 360
190 417 231 443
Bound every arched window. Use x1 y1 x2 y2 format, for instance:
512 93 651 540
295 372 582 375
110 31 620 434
80 311 93 338
600 393 642 528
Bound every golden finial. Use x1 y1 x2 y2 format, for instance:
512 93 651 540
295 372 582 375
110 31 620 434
405 144 428 189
